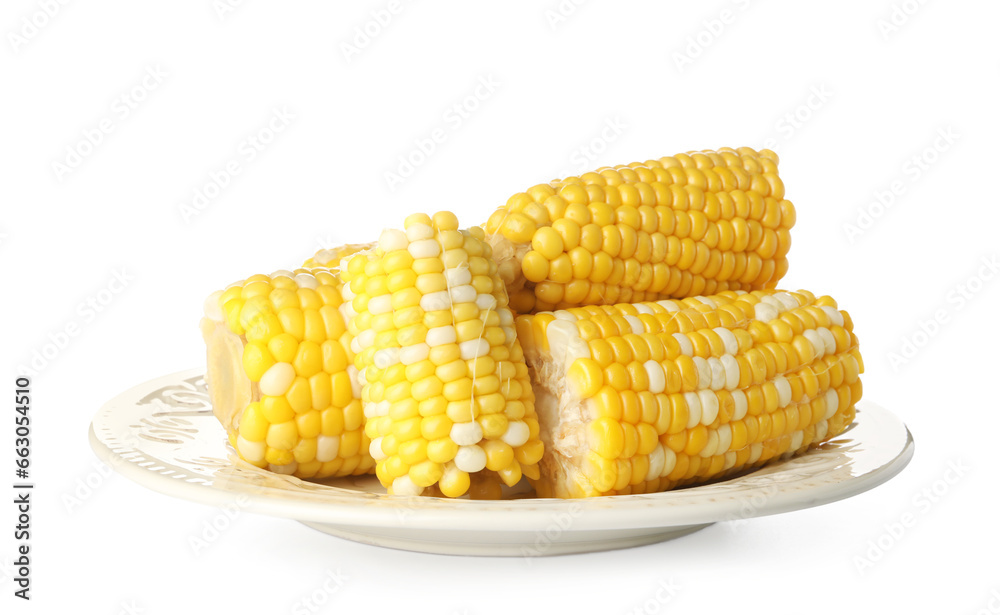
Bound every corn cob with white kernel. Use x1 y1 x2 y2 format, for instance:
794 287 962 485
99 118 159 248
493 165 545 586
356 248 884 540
486 147 795 313
516 289 861 498
340 212 545 498
200 267 375 478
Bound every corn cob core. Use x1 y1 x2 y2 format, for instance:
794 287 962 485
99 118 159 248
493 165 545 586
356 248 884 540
516 289 861 498
485 148 795 313
200 268 375 478
340 212 544 498
303 243 375 269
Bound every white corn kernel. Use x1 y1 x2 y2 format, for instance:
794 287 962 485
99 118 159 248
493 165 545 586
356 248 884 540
673 333 694 356
259 362 295 396
774 376 792 407
821 306 845 327
392 475 423 496
476 293 498 311
399 343 430 365
714 327 739 355
498 309 514 326
754 302 780 322
698 390 719 425
236 436 266 462
316 435 340 462
427 325 457 347
646 443 665 480
368 295 392 315
731 389 748 421
379 229 409 252
817 327 837 355
501 421 530 447
408 239 440 259
405 223 434 242
445 268 472 286
459 338 490 360
294 273 318 289
449 284 477 303
450 421 483 446
708 357 726 390
803 329 826 358
684 392 702 429
824 389 840 419
454 445 487 473
721 354 740 390
716 423 732 453
694 295 717 309
645 360 665 394
773 292 799 311
373 348 400 369
369 437 387 461
420 290 452 311
356 328 376 350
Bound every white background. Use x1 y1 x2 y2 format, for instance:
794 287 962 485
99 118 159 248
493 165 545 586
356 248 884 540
2 0 998 613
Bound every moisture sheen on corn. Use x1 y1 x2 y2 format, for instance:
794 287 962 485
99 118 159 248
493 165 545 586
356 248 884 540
200 267 375 479
340 212 545 498
486 147 795 313
516 289 861 498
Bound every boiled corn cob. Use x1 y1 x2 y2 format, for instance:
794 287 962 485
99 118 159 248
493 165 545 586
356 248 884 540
340 211 545 498
486 147 795 313
516 289 861 498
200 268 375 478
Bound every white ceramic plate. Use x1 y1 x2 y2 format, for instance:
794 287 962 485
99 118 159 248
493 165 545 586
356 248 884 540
90 368 914 556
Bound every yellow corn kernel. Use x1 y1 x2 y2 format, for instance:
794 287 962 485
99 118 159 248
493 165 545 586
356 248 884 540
516 287 861 498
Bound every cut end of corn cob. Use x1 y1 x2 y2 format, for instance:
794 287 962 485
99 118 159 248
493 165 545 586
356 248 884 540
200 267 375 479
485 147 794 313
340 211 544 498
302 242 376 270
517 289 861 498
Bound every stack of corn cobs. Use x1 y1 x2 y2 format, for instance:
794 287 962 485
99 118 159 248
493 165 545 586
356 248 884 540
200 147 862 499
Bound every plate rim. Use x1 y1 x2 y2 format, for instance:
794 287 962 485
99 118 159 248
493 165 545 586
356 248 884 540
90 368 915 532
